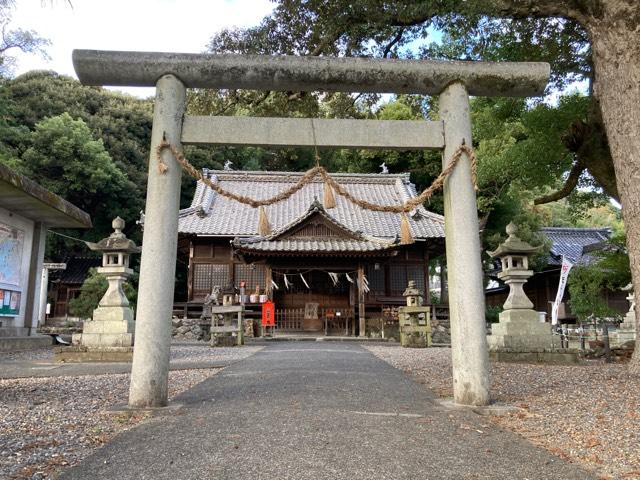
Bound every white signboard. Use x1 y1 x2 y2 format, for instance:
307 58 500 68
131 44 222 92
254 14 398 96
43 263 67 270
0 223 24 286
551 256 573 325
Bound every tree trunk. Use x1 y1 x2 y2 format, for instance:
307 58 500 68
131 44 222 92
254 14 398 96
588 18 640 372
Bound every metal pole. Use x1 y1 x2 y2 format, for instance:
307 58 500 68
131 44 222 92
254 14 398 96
440 82 490 406
129 74 186 408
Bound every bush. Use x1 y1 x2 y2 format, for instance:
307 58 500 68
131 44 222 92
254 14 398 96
567 231 630 323
486 305 503 323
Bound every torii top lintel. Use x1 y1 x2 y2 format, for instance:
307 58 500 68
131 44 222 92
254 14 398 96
72 50 550 97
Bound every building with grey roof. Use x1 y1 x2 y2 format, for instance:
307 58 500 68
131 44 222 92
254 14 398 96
178 170 446 335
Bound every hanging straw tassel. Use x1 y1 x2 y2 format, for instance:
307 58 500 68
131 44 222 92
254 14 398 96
323 180 336 209
400 213 414 244
258 206 271 236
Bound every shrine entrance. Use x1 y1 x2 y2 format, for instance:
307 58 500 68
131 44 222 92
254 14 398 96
271 268 354 334
72 49 549 408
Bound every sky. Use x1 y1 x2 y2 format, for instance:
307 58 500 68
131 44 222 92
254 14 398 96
10 0 275 97
8 1 587 103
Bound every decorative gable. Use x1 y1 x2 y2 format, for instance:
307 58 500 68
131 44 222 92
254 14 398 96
281 212 360 241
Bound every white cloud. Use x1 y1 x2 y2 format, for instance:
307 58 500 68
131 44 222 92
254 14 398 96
9 0 274 96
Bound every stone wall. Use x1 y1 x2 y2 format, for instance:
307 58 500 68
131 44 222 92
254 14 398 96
366 311 451 345
431 317 451 345
171 318 209 341
171 317 257 341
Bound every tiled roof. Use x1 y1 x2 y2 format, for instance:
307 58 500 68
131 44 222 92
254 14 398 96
178 170 445 240
50 256 101 285
234 238 397 255
233 201 399 255
541 227 612 265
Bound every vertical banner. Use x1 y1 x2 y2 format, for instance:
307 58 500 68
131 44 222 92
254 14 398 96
551 256 574 325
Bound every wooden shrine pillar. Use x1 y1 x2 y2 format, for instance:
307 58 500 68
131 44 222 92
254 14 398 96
358 264 366 337
265 266 273 299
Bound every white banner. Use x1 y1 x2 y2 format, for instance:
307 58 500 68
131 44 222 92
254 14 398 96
552 256 574 325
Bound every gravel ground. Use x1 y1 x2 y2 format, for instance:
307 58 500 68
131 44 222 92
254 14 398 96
0 348 54 363
365 345 640 480
0 342 263 365
0 342 262 479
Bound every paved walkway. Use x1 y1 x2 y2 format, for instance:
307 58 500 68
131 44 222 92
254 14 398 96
60 343 594 479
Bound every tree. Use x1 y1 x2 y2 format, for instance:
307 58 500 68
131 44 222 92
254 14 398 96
0 72 156 249
0 1 50 76
11 113 140 250
568 232 631 324
205 0 640 371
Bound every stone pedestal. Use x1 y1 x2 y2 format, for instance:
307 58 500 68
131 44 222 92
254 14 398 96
616 311 637 344
399 306 431 348
488 309 560 351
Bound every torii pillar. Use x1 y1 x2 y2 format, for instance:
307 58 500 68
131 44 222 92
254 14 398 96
72 50 549 408
440 83 490 405
129 75 186 407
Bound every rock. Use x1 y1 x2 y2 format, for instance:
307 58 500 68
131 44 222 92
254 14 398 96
620 340 636 350
171 318 183 328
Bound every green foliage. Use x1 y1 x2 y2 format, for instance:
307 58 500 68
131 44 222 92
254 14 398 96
428 291 440 304
15 112 140 242
486 305 503 324
68 268 136 319
568 267 619 323
0 71 156 258
567 232 630 322
200 1 617 234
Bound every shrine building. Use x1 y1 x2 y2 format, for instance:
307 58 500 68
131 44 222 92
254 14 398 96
177 169 445 335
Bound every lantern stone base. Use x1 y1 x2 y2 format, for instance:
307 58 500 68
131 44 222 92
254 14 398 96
488 309 560 351
489 349 581 365
54 345 133 363
615 312 637 344
71 306 135 351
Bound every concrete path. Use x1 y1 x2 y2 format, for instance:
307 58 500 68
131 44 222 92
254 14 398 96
60 343 594 480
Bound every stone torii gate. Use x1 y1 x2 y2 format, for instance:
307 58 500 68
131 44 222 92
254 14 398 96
72 50 549 409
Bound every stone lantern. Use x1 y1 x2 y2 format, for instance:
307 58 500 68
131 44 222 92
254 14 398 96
487 222 559 354
222 284 237 306
61 217 140 362
403 280 423 307
616 283 637 343
399 281 431 348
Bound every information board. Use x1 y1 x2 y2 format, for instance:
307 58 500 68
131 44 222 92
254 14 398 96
0 289 20 316
0 223 24 286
